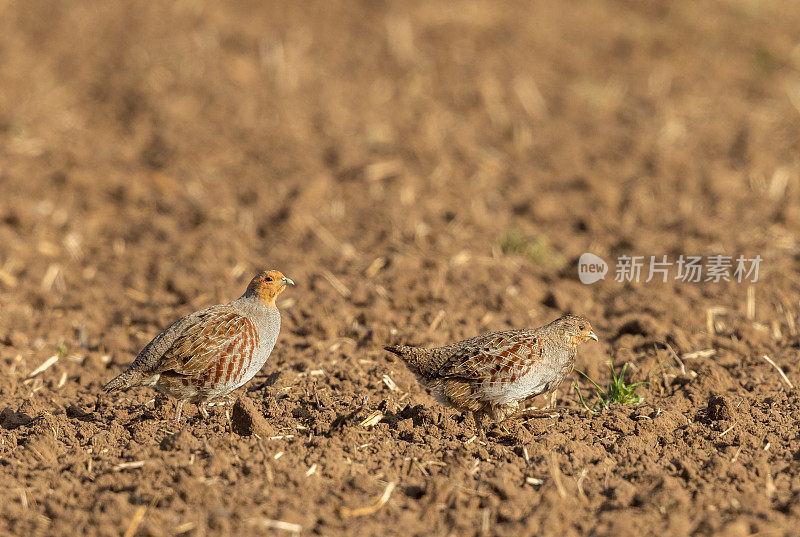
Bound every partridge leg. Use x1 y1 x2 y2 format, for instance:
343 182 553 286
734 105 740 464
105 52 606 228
497 422 510 436
174 401 184 422
472 411 487 442
198 404 210 419
224 400 234 435
517 406 568 419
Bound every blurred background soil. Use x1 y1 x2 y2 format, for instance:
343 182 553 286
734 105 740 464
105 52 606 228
1 1 800 536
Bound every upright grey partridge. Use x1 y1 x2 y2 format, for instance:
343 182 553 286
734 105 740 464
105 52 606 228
385 314 597 428
104 269 293 419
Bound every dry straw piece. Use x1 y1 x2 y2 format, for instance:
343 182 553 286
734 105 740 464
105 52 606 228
114 461 146 471
122 506 147 537
761 355 794 389
359 410 383 428
682 349 715 360
547 454 567 499
341 481 397 518
27 356 58 378
320 269 351 298
381 374 399 392
247 518 301 535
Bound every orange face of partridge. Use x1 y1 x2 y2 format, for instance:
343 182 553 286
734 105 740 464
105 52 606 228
558 314 598 348
247 269 294 307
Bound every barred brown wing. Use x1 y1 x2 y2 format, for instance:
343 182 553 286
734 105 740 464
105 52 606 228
156 308 260 379
437 332 544 383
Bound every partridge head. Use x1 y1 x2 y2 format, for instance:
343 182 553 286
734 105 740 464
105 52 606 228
246 269 295 306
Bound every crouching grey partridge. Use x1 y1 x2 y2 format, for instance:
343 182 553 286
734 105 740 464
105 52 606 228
385 314 597 431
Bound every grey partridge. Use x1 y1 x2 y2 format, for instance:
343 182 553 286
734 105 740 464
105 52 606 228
104 269 293 419
385 314 597 428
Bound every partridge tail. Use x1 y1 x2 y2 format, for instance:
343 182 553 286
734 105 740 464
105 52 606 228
103 369 145 393
384 345 409 358
384 345 430 376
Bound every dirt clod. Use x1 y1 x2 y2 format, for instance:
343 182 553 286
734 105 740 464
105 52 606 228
0 407 32 429
231 397 275 437
160 429 202 452
706 392 734 421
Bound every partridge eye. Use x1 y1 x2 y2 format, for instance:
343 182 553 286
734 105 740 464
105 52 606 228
264 276 273 282
578 324 585 331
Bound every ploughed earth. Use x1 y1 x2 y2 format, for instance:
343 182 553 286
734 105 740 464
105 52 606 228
1 1 799 536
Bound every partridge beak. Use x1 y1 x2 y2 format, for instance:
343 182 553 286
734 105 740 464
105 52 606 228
588 331 598 342
282 277 295 285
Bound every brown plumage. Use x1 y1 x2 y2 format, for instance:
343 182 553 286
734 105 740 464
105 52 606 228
103 269 293 419
385 314 597 426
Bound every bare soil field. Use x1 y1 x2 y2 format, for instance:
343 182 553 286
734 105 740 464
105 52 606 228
2 1 800 536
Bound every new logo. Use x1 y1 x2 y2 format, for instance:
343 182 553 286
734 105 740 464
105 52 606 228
578 253 608 284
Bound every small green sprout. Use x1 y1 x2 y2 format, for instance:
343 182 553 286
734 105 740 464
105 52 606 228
574 355 646 413
753 48 777 76
498 229 565 268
